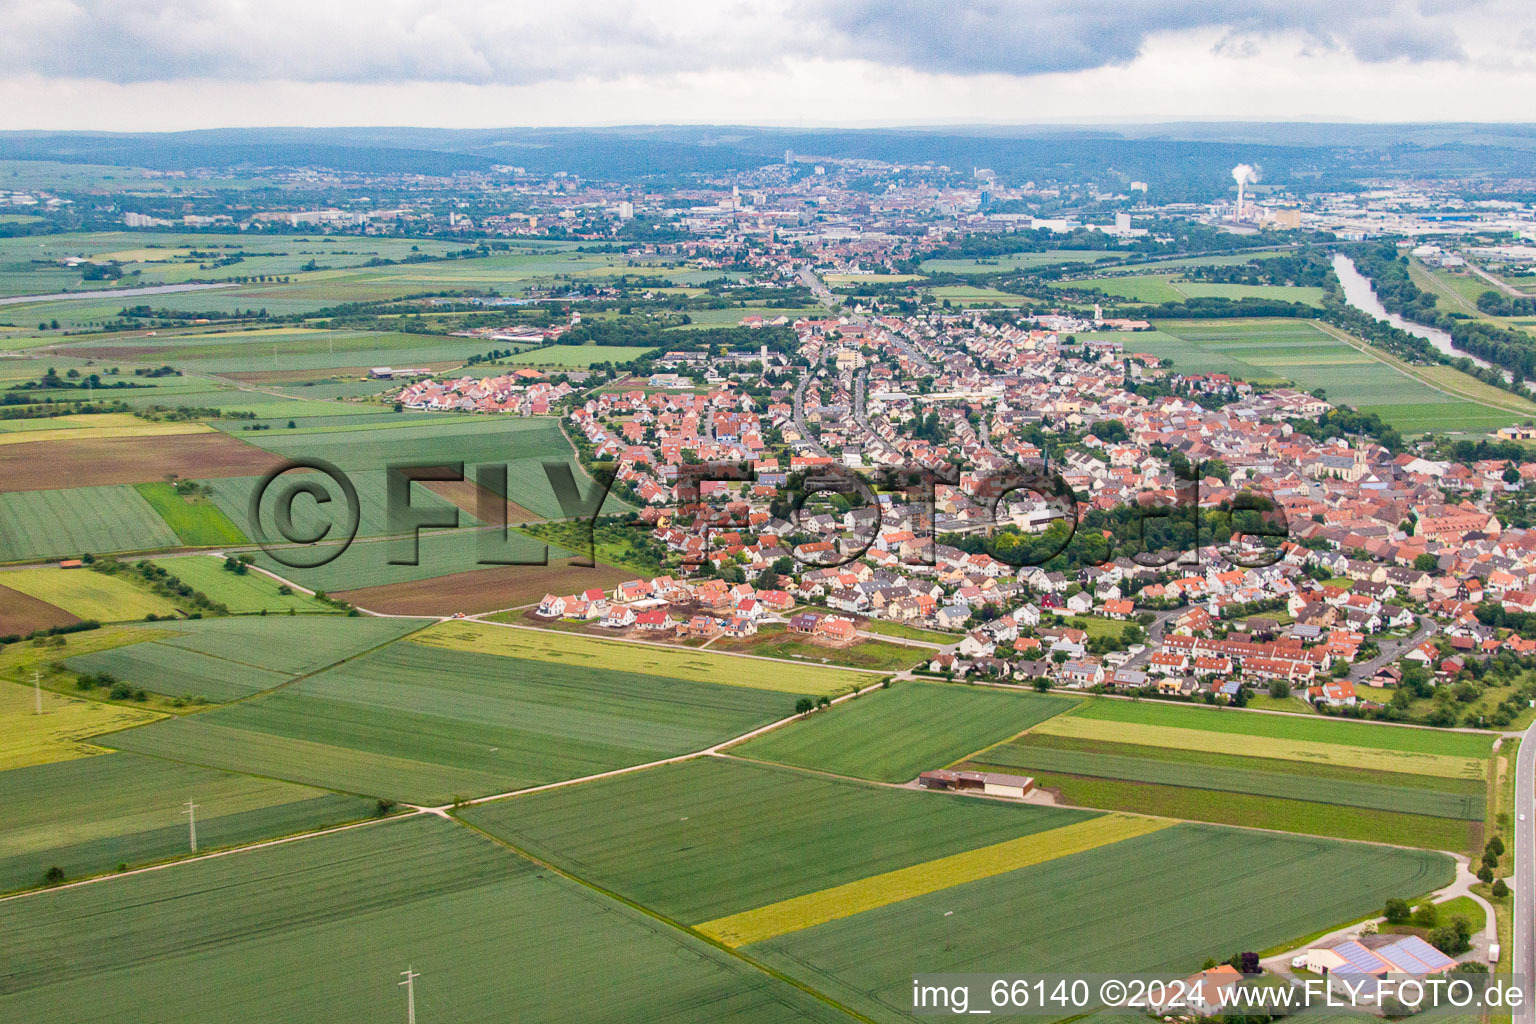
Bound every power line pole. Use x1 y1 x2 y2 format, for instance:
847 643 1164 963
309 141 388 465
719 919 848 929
400 968 419 1024
183 799 198 852
32 668 42 715
679 815 688 851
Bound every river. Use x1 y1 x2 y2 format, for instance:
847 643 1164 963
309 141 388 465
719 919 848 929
1331 253 1494 371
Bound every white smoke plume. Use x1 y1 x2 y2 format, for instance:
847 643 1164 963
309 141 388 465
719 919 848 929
1231 163 1259 186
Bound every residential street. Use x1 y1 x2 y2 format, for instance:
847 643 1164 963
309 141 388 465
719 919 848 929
1347 616 1437 682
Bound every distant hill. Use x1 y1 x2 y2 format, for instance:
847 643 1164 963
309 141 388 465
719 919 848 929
4 123 1536 196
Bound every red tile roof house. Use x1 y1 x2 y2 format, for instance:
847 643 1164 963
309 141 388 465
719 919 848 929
1307 678 1358 708
1102 598 1135 619
634 609 675 632
1146 651 1190 676
755 589 795 612
613 580 653 603
817 616 857 643
574 588 609 617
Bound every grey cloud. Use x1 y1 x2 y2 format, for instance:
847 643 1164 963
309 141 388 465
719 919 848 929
0 0 767 85
0 0 1514 84
808 0 1486 74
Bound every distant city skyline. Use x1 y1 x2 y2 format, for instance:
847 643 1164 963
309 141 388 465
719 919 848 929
2 0 1535 130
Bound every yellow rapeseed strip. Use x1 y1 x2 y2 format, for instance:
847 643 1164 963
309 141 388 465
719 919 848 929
1031 716 1483 780
410 621 855 695
696 813 1172 947
0 569 181 621
0 681 162 771
0 421 212 446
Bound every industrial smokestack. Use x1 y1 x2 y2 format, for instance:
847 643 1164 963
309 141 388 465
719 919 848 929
1231 163 1258 221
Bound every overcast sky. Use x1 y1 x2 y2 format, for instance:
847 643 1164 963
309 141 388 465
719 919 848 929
3 0 1535 130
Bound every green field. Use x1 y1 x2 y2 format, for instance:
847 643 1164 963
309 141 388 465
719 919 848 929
1140 319 1523 433
919 251 1122 273
0 239 648 335
699 814 1172 948
1057 271 1325 307
854 619 960 644
247 527 566 593
1005 770 1475 851
1069 273 1187 303
0 815 848 1024
981 733 1484 818
134 482 249 546
0 752 378 893
1066 698 1494 758
201 468 477 543
146 555 336 613
62 614 428 700
140 615 426 672
245 414 571 473
746 824 1453 1024
459 757 1093 923
927 285 1030 306
1034 713 1483 780
506 344 660 366
235 415 626 524
66 641 290 702
64 328 510 375
106 639 802 804
0 485 179 562
731 682 1075 782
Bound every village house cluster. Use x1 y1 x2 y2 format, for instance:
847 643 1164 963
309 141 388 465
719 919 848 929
404 269 1536 722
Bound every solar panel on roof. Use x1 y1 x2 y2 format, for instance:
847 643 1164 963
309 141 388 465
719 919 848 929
1334 941 1390 974
1382 936 1456 972
1386 948 1432 974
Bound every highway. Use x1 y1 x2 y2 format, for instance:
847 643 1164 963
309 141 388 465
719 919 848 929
1516 717 1536 1024
798 265 840 308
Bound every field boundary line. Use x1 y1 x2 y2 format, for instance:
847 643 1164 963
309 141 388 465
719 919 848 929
708 749 915 787
448 813 880 1024
1031 714 1486 779
962 682 1515 738
452 679 888 811
941 690 1084 769
694 813 1173 948
1408 259 1487 316
0 809 418 905
1310 319 1534 415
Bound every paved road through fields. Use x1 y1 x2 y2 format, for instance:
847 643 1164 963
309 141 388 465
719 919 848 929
1515 715 1536 1024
